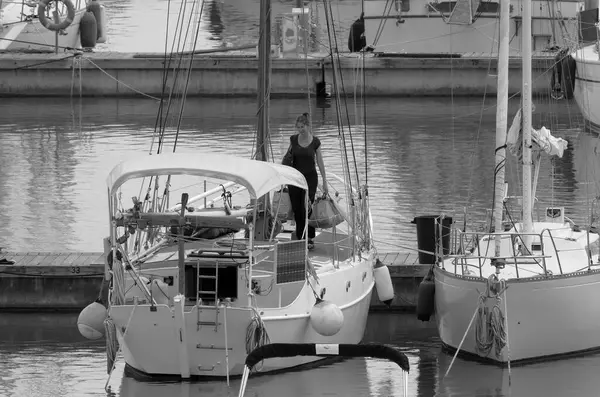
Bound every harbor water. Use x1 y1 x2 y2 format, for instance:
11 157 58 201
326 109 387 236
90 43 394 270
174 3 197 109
0 95 599 397
1 0 600 395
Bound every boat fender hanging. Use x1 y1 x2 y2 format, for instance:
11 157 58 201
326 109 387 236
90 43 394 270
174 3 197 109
86 0 107 43
560 54 576 99
79 11 98 49
77 300 108 340
416 266 435 322
310 298 344 336
38 0 76 32
374 259 394 307
551 48 576 99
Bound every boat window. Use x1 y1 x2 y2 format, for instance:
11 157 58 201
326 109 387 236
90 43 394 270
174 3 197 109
433 1 499 14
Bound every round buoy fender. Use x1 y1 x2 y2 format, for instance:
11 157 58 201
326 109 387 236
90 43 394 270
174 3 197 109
77 300 107 340
416 268 435 322
310 299 344 336
38 0 76 32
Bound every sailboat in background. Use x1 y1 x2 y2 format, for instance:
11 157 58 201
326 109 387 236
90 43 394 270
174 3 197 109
425 0 600 365
76 0 394 383
571 4 600 129
0 0 99 52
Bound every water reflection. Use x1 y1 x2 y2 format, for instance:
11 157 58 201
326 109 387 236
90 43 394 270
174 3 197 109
0 97 594 254
203 0 225 43
3 312 600 396
436 351 600 397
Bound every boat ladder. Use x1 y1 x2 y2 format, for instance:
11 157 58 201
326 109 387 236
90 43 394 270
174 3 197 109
196 260 220 332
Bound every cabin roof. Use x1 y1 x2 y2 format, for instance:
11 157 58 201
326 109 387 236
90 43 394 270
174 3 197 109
106 153 308 198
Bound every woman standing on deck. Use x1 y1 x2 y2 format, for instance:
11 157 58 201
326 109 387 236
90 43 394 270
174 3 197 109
283 113 328 250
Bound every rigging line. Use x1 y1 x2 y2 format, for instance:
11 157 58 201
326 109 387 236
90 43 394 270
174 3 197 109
302 7 312 132
144 0 190 211
155 0 202 214
157 0 195 151
323 0 354 201
150 0 174 156
463 8 499 215
325 0 361 189
155 0 190 155
173 0 206 152
372 0 393 47
362 0 368 189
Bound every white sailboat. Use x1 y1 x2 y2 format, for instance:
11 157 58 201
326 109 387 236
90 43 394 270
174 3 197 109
0 0 90 52
363 0 581 56
428 0 600 365
76 0 394 382
571 4 600 128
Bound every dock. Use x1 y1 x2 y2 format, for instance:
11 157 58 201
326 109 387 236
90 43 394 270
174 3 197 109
0 51 557 97
0 250 428 312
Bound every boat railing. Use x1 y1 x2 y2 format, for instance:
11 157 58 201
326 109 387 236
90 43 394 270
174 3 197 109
446 228 569 278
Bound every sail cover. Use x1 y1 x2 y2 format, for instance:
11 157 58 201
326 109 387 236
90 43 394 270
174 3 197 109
507 108 569 159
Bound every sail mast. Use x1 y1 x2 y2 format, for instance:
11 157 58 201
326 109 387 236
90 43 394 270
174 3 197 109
522 0 533 251
493 0 510 256
256 0 271 163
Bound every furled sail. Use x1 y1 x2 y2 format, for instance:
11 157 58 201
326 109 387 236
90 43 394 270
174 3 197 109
507 108 569 159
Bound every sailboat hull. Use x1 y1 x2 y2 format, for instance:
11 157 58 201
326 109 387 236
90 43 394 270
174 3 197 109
110 258 375 379
573 44 600 128
434 267 600 364
1 10 85 52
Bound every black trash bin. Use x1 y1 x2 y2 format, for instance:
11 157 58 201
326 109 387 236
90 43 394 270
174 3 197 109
411 215 453 264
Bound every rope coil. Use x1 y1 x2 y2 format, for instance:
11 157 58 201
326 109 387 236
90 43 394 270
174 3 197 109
474 274 507 358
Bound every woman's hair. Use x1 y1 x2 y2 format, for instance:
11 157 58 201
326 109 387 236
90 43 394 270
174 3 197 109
296 112 310 126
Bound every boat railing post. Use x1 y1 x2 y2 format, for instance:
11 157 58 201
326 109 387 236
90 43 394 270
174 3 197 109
248 222 255 307
351 198 356 261
509 234 518 278
476 233 483 277
586 229 592 270
538 230 549 274
542 229 562 274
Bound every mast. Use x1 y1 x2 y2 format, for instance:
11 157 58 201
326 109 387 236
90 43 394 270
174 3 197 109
254 0 272 240
493 0 510 256
256 0 271 163
522 0 533 252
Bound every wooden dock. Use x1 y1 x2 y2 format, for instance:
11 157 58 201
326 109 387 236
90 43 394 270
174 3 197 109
0 250 427 312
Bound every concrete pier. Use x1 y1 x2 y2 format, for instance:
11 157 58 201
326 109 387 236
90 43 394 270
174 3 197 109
0 51 556 97
0 250 427 312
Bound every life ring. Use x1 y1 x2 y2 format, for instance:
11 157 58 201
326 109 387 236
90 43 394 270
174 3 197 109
38 0 76 32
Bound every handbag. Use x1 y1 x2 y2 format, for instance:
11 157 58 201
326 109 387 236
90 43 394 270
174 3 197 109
308 194 344 229
282 145 294 167
272 188 293 220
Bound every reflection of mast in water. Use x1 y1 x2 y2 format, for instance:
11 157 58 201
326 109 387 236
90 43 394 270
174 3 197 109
20 125 79 251
365 352 414 396
204 0 225 43
573 128 600 192
416 348 437 397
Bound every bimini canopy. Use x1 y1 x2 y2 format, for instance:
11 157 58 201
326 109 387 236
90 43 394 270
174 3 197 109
106 153 308 198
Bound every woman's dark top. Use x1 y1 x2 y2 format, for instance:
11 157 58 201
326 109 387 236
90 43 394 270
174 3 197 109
289 134 321 176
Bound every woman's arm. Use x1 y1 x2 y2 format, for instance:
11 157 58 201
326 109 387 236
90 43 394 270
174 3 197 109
315 147 328 195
